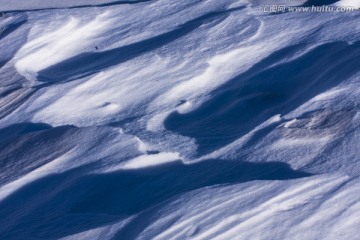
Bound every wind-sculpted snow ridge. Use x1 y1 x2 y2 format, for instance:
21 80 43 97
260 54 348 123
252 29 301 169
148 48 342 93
0 0 360 239
0 0 151 12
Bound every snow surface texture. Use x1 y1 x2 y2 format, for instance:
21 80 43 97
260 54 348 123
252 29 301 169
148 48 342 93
0 0 360 239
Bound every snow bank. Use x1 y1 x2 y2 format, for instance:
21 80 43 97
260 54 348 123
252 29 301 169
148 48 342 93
0 0 360 239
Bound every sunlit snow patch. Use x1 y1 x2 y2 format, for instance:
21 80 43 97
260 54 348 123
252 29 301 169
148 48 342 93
118 152 181 170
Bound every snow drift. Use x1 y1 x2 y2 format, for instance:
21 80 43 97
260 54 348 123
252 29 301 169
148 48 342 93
0 0 360 239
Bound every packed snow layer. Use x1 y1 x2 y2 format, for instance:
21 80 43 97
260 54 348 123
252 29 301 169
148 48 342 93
0 0 360 239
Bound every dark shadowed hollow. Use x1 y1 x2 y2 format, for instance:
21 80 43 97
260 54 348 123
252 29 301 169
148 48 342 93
0 157 310 239
165 41 360 155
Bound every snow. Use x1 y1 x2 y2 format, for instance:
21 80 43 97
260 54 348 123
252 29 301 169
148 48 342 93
14 12 114 82
119 152 180 170
335 0 360 8
0 0 360 239
0 0 147 12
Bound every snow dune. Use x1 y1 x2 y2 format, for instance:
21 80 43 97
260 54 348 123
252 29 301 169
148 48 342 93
0 0 360 239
